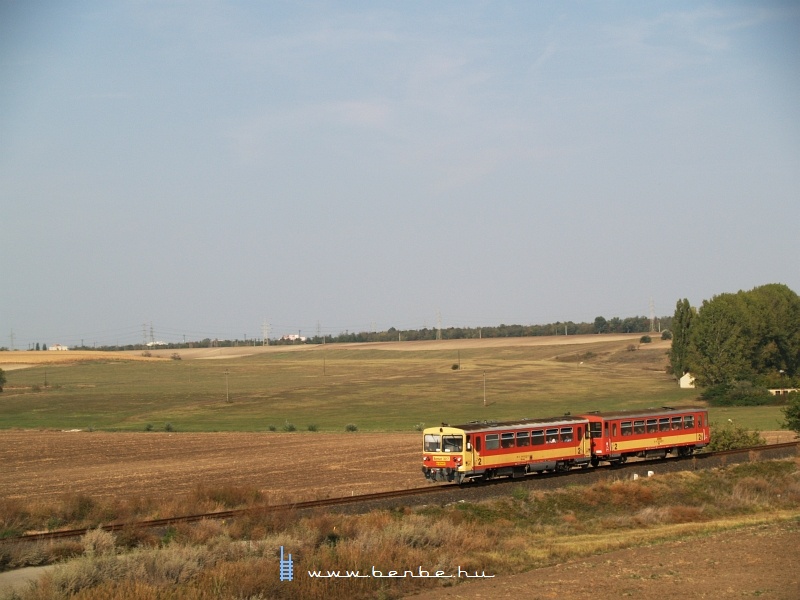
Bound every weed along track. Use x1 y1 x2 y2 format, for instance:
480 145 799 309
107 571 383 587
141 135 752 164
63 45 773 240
5 441 797 545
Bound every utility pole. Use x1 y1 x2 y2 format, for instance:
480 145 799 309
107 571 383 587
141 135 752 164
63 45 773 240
649 298 656 332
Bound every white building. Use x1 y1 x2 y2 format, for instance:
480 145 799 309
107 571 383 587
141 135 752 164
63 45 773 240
280 334 307 342
48 344 69 351
679 372 696 388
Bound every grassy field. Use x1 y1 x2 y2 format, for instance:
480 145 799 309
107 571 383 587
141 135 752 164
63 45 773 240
0 336 789 432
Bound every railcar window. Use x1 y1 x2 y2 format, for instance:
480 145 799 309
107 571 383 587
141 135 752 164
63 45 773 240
671 417 682 430
475 437 482 452
634 420 645 434
577 427 583 442
443 435 463 452
659 418 670 432
647 419 658 433
612 423 617 437
501 433 515 449
532 430 545 446
517 431 530 447
486 434 500 450
424 434 440 452
684 415 695 429
590 422 602 438
560 427 573 442
698 415 703 427
546 428 559 443
621 421 632 436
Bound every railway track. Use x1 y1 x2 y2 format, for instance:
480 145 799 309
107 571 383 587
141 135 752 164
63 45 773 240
4 440 797 545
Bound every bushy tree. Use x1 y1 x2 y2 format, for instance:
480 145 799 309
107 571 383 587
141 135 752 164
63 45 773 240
701 381 774 406
782 392 800 434
0 368 5 392
685 284 800 388
594 316 608 334
707 421 766 451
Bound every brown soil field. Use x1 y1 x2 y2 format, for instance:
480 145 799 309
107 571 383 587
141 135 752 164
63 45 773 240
0 431 422 503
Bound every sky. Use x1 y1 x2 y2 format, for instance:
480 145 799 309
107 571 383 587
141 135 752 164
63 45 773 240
2 1 799 348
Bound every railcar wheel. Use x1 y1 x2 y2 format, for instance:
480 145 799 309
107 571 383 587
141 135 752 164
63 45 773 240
590 457 599 468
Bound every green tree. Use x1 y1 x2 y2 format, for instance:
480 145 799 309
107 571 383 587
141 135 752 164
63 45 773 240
687 293 751 386
593 316 608 334
745 283 800 378
686 284 800 388
0 368 5 392
782 392 800 434
669 298 694 377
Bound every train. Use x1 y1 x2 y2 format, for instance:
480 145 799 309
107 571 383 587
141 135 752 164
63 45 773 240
421 406 709 484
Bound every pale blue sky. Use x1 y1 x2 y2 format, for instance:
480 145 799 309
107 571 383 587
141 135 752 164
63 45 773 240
2 1 799 347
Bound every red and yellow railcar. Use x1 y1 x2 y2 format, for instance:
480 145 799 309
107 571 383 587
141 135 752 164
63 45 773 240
422 416 592 484
576 406 709 466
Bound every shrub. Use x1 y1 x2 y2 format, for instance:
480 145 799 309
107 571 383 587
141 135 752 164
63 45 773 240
661 330 672 340
282 423 296 432
639 335 652 344
144 424 153 432
345 423 358 432
782 392 800 434
701 381 774 407
267 425 277 432
164 423 175 432
707 421 766 451
82 527 116 557
307 424 318 432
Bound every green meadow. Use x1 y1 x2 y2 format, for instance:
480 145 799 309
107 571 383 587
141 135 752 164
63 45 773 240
0 338 788 432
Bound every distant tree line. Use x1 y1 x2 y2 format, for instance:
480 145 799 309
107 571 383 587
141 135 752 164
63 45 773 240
60 314 670 352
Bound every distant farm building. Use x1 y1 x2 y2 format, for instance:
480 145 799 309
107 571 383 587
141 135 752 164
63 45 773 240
769 388 798 398
679 372 696 388
280 334 307 342
48 344 69 351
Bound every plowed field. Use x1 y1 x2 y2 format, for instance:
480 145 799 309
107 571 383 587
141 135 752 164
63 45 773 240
0 431 421 503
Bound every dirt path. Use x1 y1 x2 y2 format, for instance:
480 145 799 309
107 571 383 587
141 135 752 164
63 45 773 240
408 521 800 600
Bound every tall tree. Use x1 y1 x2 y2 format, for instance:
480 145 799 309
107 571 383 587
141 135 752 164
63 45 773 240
669 298 694 377
687 292 751 386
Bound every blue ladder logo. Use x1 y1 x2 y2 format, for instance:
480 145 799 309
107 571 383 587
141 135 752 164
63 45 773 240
279 546 294 582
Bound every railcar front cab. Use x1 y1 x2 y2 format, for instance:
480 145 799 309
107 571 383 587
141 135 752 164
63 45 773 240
581 407 709 466
421 425 470 484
